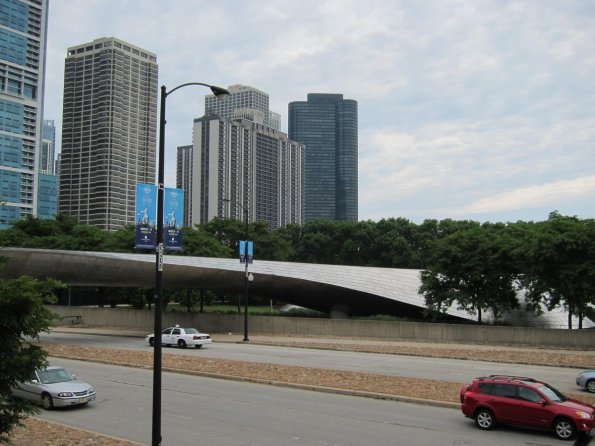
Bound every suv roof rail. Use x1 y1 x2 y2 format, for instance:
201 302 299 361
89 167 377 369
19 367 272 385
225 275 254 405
484 375 540 383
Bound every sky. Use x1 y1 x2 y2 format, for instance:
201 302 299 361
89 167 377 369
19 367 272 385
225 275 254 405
43 0 595 224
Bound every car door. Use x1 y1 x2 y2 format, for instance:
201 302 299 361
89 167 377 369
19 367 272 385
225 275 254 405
488 384 519 424
161 328 173 346
14 371 42 402
516 386 551 428
171 328 182 345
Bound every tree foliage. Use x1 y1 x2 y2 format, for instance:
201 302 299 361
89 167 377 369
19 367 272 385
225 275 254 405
0 265 64 442
518 212 595 328
419 223 520 323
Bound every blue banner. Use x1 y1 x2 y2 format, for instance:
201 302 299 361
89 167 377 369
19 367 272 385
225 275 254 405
164 187 184 251
135 183 157 249
247 240 254 264
239 240 246 263
239 240 254 264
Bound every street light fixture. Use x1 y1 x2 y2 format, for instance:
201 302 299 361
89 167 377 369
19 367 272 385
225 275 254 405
222 198 251 342
152 82 229 446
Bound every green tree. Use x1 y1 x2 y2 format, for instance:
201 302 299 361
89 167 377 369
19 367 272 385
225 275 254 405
0 267 63 442
0 214 109 251
180 225 234 258
419 223 520 323
104 225 136 252
368 218 420 267
519 212 595 328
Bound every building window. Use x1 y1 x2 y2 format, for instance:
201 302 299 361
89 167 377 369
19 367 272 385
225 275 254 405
7 78 20 95
23 84 35 99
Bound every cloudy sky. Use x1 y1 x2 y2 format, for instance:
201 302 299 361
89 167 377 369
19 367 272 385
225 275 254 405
44 0 595 223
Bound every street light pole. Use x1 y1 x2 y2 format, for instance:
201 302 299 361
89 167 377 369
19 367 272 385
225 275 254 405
152 82 228 446
242 206 250 342
223 198 251 342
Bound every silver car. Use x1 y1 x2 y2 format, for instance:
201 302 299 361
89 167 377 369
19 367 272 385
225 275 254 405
576 370 595 393
12 366 96 409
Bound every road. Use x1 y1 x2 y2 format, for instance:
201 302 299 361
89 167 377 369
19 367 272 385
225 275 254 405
38 358 572 446
40 331 584 394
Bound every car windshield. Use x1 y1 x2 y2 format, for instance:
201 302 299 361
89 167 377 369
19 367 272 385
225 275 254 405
537 384 566 402
184 328 199 334
36 368 75 384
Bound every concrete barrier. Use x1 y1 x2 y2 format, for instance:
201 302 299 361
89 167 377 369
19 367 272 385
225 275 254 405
47 305 595 348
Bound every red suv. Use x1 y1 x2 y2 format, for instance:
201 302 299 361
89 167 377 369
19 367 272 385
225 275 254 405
460 375 595 440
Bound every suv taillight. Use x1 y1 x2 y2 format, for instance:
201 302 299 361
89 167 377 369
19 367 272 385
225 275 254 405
461 390 471 403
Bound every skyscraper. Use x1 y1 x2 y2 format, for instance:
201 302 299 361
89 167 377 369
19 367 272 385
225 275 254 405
183 115 304 229
59 37 158 230
288 94 358 222
38 120 57 219
0 0 49 227
41 119 55 174
205 84 280 130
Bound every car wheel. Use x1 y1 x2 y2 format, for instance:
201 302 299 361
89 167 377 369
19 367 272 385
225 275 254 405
41 393 53 410
194 345 203 349
553 417 576 440
586 380 595 394
148 337 154 347
475 408 495 430
178 339 187 349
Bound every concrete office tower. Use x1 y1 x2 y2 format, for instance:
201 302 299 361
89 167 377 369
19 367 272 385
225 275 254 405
41 119 55 174
289 94 358 222
205 84 281 130
176 144 193 227
0 0 49 227
59 37 158 230
184 115 304 229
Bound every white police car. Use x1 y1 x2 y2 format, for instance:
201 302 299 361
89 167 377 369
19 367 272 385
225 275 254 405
146 325 212 349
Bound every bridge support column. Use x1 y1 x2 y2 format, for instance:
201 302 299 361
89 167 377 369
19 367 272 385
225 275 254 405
330 304 351 319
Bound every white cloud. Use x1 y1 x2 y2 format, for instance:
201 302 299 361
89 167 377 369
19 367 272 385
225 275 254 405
450 176 595 215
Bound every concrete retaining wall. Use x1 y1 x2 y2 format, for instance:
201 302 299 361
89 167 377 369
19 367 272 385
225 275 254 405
49 305 595 349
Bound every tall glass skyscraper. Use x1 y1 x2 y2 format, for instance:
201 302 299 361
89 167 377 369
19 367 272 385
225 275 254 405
0 0 49 227
288 93 358 222
41 119 55 174
59 37 158 230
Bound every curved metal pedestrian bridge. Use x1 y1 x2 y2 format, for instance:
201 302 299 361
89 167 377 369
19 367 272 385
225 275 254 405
1 248 588 328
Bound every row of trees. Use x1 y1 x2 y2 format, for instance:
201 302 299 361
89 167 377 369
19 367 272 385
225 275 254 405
1 212 593 327
420 212 595 328
0 213 496 267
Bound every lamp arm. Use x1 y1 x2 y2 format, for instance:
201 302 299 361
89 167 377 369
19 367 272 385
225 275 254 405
165 82 211 97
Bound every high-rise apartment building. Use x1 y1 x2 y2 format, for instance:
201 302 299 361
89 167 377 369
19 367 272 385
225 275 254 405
205 84 280 130
59 37 158 230
288 93 358 222
0 0 49 227
182 115 304 229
